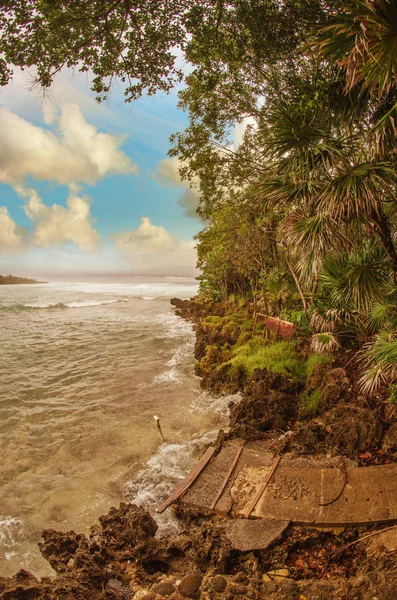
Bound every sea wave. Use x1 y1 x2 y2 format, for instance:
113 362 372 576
0 516 25 549
123 430 218 536
0 299 128 312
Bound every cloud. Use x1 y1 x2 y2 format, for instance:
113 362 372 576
111 216 197 275
233 116 257 147
0 206 25 253
14 185 100 252
156 157 201 219
112 216 194 253
0 104 137 186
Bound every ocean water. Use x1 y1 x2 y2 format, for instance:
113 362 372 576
0 280 236 577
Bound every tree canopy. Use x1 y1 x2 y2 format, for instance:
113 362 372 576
1 0 397 393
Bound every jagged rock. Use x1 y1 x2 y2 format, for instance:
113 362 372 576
227 370 299 440
39 529 86 573
99 503 158 550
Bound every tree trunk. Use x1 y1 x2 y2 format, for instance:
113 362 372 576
371 210 397 278
285 255 308 315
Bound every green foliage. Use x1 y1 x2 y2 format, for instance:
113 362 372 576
306 354 333 379
228 339 304 381
388 384 397 405
300 389 322 416
281 309 309 328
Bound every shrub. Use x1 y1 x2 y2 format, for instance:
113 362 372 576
228 339 304 381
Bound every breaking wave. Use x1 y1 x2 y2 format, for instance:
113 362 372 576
123 430 219 536
0 299 128 312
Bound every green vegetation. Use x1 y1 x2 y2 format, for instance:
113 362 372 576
2 1 396 394
306 354 333 379
228 339 304 381
300 390 322 416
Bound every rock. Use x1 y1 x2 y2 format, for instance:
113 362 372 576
38 529 86 573
152 581 176 596
178 573 202 597
383 423 397 450
227 370 299 440
292 405 383 456
228 583 247 594
210 576 227 592
99 503 158 549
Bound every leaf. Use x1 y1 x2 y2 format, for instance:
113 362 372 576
359 451 372 459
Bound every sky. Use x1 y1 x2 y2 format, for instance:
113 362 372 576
0 66 203 281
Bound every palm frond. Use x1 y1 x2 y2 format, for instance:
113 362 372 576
320 161 397 221
316 0 397 97
310 332 341 353
359 329 397 391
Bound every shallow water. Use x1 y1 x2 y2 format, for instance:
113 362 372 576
0 280 235 577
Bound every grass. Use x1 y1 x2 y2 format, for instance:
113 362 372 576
228 338 304 381
300 389 322 416
306 353 333 378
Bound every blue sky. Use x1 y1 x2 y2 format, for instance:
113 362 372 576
0 67 202 280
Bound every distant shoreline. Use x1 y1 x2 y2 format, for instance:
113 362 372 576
0 275 48 285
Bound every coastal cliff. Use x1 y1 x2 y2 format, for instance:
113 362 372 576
1 297 397 600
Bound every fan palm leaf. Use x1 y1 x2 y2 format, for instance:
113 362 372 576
320 161 397 221
316 0 397 97
359 329 397 391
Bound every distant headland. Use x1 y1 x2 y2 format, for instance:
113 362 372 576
0 274 47 285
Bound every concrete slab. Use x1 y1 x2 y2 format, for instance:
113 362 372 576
234 463 397 525
225 519 290 551
167 439 397 526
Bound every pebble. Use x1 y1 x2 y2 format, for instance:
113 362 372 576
152 581 176 597
178 573 202 597
210 576 227 592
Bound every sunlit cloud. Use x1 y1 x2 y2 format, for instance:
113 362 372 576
14 185 100 252
0 206 26 253
111 216 197 275
0 104 137 187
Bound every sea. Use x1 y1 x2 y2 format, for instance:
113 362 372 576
0 279 237 578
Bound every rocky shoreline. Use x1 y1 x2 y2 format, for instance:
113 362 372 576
2 297 397 599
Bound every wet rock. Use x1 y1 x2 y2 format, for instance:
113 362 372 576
178 573 202 597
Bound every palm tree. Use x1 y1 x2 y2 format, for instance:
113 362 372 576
315 0 397 139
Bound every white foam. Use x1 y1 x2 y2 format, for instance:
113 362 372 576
153 367 182 385
0 516 25 548
189 391 241 418
167 341 194 367
124 430 219 536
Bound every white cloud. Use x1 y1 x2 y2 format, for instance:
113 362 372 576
156 157 200 219
233 116 257 147
0 206 25 253
111 216 197 275
15 186 100 252
0 103 137 186
112 216 194 253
